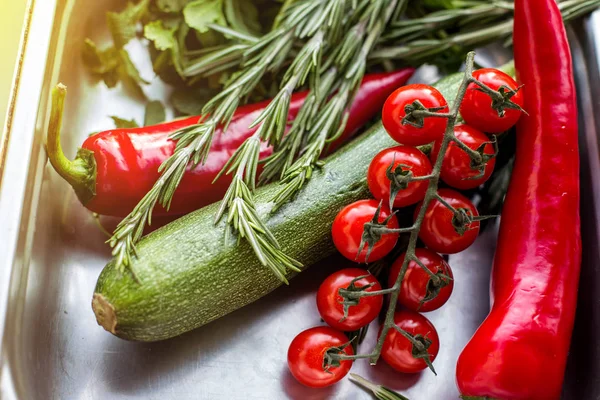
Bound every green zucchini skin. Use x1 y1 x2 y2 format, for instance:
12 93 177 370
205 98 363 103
93 71 470 342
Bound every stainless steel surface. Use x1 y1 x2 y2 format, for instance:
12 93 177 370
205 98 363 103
563 14 600 400
0 1 597 399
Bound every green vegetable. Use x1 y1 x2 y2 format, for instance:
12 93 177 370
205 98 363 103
144 101 167 126
110 116 139 129
183 0 227 33
92 70 465 342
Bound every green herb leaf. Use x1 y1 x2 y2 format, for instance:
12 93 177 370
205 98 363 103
82 39 148 97
170 88 213 116
144 20 177 51
110 116 140 128
82 39 120 88
144 101 166 126
224 0 262 36
117 49 149 99
184 0 227 34
106 0 150 49
350 374 410 400
156 0 188 13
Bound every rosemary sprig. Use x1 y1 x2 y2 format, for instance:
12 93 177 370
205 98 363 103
350 374 410 400
374 0 600 63
108 0 368 277
212 0 358 281
269 0 402 208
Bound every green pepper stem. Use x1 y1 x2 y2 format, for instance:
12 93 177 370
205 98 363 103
46 84 96 204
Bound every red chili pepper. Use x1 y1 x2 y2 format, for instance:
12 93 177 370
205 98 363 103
47 70 414 217
456 1 580 399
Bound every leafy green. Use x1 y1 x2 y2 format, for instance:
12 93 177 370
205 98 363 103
144 20 177 51
82 39 120 88
224 0 261 36
111 116 140 128
144 101 167 125
106 0 150 49
82 40 148 98
183 0 227 33
156 0 188 13
108 101 165 130
117 49 149 99
170 88 213 116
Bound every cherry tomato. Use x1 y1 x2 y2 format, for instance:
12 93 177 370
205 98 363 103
415 188 480 254
380 310 440 373
368 146 432 208
332 199 399 263
388 248 454 312
460 68 525 133
317 268 383 331
287 327 354 388
430 124 496 190
382 84 449 146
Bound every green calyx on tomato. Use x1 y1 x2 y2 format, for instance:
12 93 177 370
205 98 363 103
337 275 377 322
460 68 526 133
323 340 354 371
332 200 400 264
402 100 447 129
422 271 453 306
356 201 401 263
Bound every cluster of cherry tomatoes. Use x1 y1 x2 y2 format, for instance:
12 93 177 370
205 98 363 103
287 69 524 389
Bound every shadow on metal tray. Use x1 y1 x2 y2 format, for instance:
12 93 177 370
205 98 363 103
563 17 600 400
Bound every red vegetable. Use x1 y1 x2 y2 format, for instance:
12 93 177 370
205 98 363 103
317 268 383 331
379 310 440 374
456 1 580 398
460 68 524 134
287 327 354 388
332 199 399 263
367 146 432 209
415 188 480 254
389 248 453 312
431 124 496 190
47 70 414 217
382 84 448 146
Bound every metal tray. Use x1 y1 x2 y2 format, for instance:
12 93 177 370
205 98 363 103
1 1 599 399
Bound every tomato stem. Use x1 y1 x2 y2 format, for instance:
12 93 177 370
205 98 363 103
410 255 442 286
345 51 504 372
369 51 477 367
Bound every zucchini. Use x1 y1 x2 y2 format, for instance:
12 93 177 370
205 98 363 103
92 68 494 342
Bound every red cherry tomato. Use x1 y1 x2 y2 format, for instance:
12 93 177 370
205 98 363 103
287 327 354 388
368 146 432 208
382 84 449 146
332 199 399 263
380 310 440 373
431 124 497 190
388 248 454 312
460 68 525 133
317 268 383 331
415 188 480 254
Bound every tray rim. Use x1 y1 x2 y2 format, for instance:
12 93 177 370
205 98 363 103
0 0 58 384
1 2 600 399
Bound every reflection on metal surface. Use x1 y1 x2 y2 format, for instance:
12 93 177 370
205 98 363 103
0 0 598 398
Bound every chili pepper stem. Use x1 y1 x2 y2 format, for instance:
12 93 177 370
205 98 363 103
47 84 96 204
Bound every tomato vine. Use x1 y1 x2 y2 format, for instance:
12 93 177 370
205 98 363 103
326 51 513 369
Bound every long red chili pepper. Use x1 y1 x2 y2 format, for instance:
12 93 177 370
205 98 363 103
455 0 580 399
47 70 414 217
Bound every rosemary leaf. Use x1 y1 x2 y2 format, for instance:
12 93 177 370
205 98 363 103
350 374 410 400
